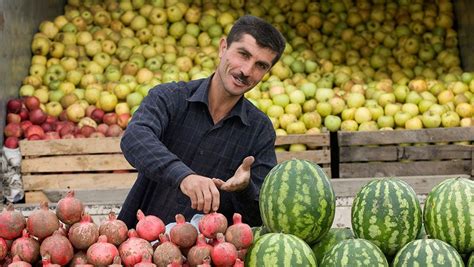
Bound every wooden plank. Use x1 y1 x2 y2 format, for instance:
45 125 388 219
21 154 134 173
20 137 122 156
23 172 137 190
276 149 330 164
338 127 474 146
42 188 131 203
331 174 472 197
275 134 330 146
25 191 50 203
340 144 473 162
339 160 472 178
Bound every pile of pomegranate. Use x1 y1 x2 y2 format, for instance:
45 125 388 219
0 191 253 267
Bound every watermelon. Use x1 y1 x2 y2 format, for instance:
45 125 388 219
416 223 427 239
351 178 422 257
245 233 317 267
259 159 335 244
392 239 464 267
468 252 473 267
423 177 474 255
311 227 354 265
320 238 389 266
251 225 270 241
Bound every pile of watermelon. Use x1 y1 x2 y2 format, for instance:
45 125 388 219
250 158 473 266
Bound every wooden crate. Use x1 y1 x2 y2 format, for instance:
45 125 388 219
337 127 474 178
19 133 330 203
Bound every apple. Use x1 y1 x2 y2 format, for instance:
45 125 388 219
394 111 412 128
41 122 54 133
421 111 441 128
4 136 19 149
301 112 322 129
7 99 23 114
315 88 335 103
455 103 473 118
117 113 131 129
405 117 423 130
460 118 473 127
96 123 109 135
278 114 297 130
91 108 105 123
99 93 118 112
341 119 359 131
4 122 23 138
106 124 124 137
354 107 372 124
25 125 45 139
384 103 402 116
358 121 379 131
20 121 33 132
272 94 290 108
24 96 41 111
103 112 118 125
45 101 63 117
29 108 47 125
266 105 284 118
377 115 395 128
7 113 21 124
66 103 85 123
441 111 460 127
316 102 332 118
115 102 131 115
286 121 306 134
324 115 342 132
58 123 75 137
401 103 420 117
44 131 61 140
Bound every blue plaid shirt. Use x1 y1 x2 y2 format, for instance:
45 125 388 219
118 76 277 228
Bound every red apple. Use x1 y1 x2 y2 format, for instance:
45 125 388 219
96 123 109 134
91 108 105 123
25 125 45 139
7 113 21 124
85 105 97 118
45 115 58 124
59 110 69 121
89 131 105 138
20 120 33 132
41 122 55 132
105 124 123 137
29 109 47 125
117 113 131 129
27 134 43 141
7 99 23 114
59 123 75 137
19 108 29 121
24 96 41 111
103 112 118 125
61 133 75 139
80 125 96 137
4 136 19 149
4 122 23 138
44 131 61 140
74 133 86 139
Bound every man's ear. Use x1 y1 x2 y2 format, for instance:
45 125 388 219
218 37 227 58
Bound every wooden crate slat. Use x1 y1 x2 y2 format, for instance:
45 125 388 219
276 149 330 164
20 137 122 156
275 134 329 146
25 191 50 203
21 154 134 173
340 144 472 162
23 172 137 190
42 188 131 203
339 160 472 178
331 174 472 197
338 127 474 146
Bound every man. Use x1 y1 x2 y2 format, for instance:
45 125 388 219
118 15 286 228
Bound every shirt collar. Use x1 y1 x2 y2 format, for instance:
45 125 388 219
187 74 250 126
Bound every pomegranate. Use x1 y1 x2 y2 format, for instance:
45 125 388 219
198 212 228 239
40 230 74 265
69 251 88 267
118 229 153 267
136 210 165 242
26 201 59 240
236 249 247 261
56 190 84 225
153 234 183 267
10 229 40 263
108 255 123 267
73 257 94 267
167 259 183 267
196 257 211 267
187 234 213 267
86 235 119 266
210 233 237 267
98 212 128 246
41 254 61 267
170 214 198 249
134 253 156 267
224 213 253 249
0 238 7 261
68 213 99 250
7 255 31 267
233 259 244 267
0 203 26 240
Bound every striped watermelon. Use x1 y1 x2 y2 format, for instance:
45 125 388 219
468 252 473 267
351 178 422 257
416 223 427 239
245 233 317 267
392 239 464 267
251 225 270 241
320 238 389 266
311 227 354 265
259 159 335 244
423 177 473 255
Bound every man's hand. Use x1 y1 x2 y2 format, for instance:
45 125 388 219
213 156 255 192
180 174 220 213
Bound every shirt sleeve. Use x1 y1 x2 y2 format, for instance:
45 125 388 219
231 119 277 226
120 85 195 188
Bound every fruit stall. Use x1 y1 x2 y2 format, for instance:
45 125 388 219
0 0 473 266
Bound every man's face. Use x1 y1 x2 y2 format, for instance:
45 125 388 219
216 34 277 97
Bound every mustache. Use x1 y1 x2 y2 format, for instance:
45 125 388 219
236 72 250 86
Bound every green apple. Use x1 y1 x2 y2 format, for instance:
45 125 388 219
324 115 341 132
341 119 358 131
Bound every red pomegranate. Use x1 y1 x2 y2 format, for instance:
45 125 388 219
196 256 211 267
26 201 60 240
7 255 32 267
10 229 40 263
236 248 247 261
198 212 228 239
72 257 94 267
210 233 237 267
56 190 84 225
69 251 89 267
187 234 213 267
153 234 183 267
68 213 99 250
86 235 119 266
170 214 198 249
40 230 74 265
224 213 253 249
136 210 165 242
41 254 61 267
98 211 128 246
233 258 244 267
134 253 156 267
0 203 26 240
108 255 123 267
0 237 7 261
118 229 153 267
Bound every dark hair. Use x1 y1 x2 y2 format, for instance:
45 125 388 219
226 15 286 66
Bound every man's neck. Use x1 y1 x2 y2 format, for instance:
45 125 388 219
208 81 240 124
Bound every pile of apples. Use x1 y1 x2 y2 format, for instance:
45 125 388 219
5 0 474 151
